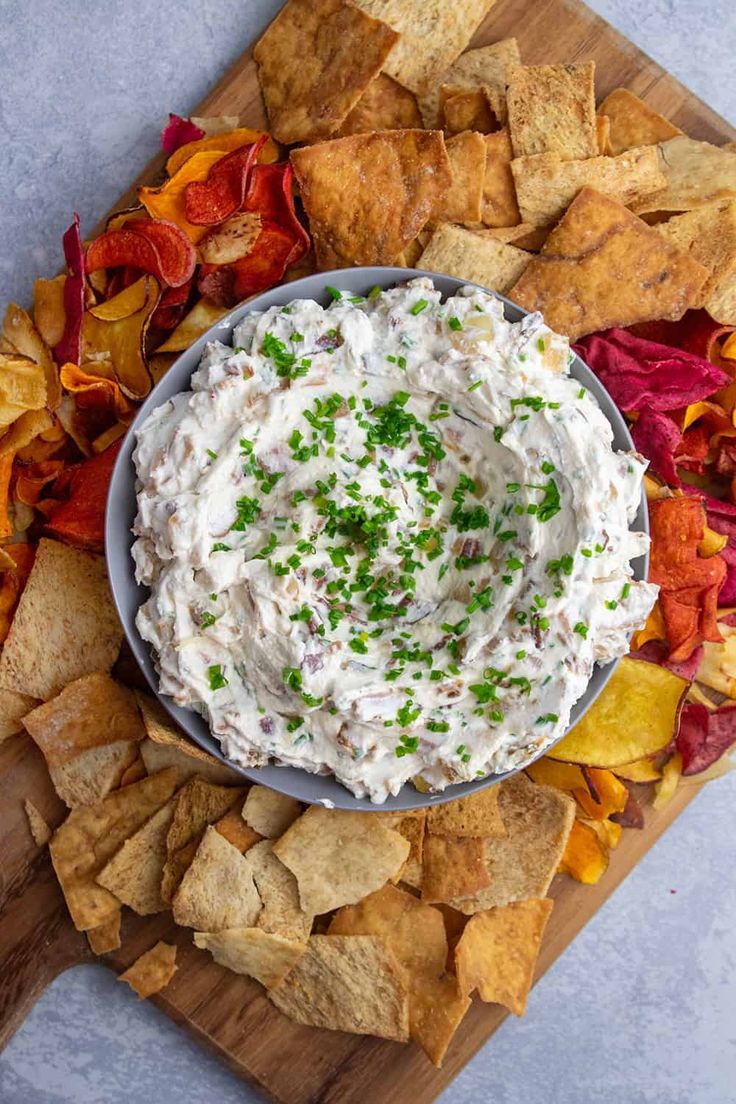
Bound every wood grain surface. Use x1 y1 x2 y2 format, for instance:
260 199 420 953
1 0 733 1100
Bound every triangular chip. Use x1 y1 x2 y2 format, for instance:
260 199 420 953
509 187 708 340
596 113 612 155
242 785 301 838
511 145 665 227
0 539 122 701
481 129 521 228
194 927 305 990
448 773 575 914
441 87 496 135
47 741 140 808
23 673 143 765
272 807 410 915
24 798 51 846
632 137 736 215
269 934 409 1041
426 786 506 839
87 910 122 955
96 796 178 915
291 129 452 268
506 61 598 160
419 222 530 292
139 737 241 787
656 201 736 325
161 776 244 902
245 840 313 941
155 299 229 354
336 74 422 137
421 834 492 903
392 809 426 887
433 130 487 225
136 692 244 782
118 941 177 999
213 807 262 854
597 88 681 156
455 898 553 1014
418 38 521 128
0 688 38 742
172 826 261 931
49 768 178 931
253 0 398 145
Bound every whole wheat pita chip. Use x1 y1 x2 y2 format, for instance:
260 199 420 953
96 796 178 915
0 688 37 742
418 38 521 129
194 928 305 990
455 897 553 1014
427 786 506 839
509 187 708 340
253 0 398 145
3 303 61 410
87 910 122 955
0 539 122 701
47 740 140 808
269 934 409 1041
598 88 682 156
655 200 736 325
353 0 496 97
214 807 262 854
49 768 178 931
242 785 301 838
161 776 244 902
421 835 492 903
419 223 530 292
336 73 422 137
172 826 261 931
23 673 143 766
448 773 575 914
481 129 520 227
329 883 470 1064
506 62 597 160
273 807 410 915
633 136 736 215
291 129 452 268
511 145 666 227
432 130 487 225
441 87 496 135
24 798 51 846
136 692 242 784
139 737 241 787
596 113 611 155
244 840 313 941
118 941 177 999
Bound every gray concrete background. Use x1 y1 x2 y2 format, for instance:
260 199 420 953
0 1 735 1101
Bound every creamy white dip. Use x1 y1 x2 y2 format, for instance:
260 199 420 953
133 278 657 802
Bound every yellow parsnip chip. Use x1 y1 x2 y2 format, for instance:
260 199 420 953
3 303 61 409
155 299 229 354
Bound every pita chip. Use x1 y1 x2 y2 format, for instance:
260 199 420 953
213 807 262 854
427 785 506 839
421 835 492 903
24 798 51 846
172 826 261 931
96 796 178 915
23 674 143 765
253 0 398 144
118 941 177 999
419 223 530 292
633 136 736 215
434 130 487 224
242 785 301 838
47 741 140 808
596 113 612 155
510 187 709 340
136 691 242 784
656 200 736 325
481 129 521 227
441 87 496 135
87 910 122 955
506 61 598 160
194 928 305 990
0 688 38 743
336 74 422 137
418 38 521 128
598 88 681 156
245 840 313 942
161 776 244 902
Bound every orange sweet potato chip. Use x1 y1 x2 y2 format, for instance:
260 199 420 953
139 151 226 244
60 363 135 420
558 819 609 884
572 767 629 820
0 543 35 644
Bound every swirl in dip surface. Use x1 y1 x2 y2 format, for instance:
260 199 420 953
133 278 657 802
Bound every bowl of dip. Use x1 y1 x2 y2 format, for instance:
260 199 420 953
106 267 655 811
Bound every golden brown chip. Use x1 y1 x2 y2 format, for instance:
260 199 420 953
242 785 301 838
509 187 708 340
0 688 38 743
0 352 46 414
419 222 530 292
632 136 736 215
244 840 313 942
421 834 492 903
118 941 177 999
392 809 426 886
156 299 230 355
47 741 140 808
598 88 682 156
0 539 123 701
161 776 244 902
24 798 52 846
481 223 549 250
96 796 178 915
3 303 61 410
139 737 242 787
329 882 469 1063
214 807 262 854
198 212 262 265
33 275 67 350
81 275 159 401
397 230 432 268
0 409 54 459
253 0 398 145
172 825 261 931
418 38 521 128
136 691 242 783
194 928 305 990
432 130 487 225
427 787 506 839
336 73 422 137
23 673 143 766
269 934 410 1041
448 773 575 914
441 87 496 136
511 145 666 227
655 200 736 325
481 129 521 228
596 113 612 155
87 910 122 955
291 129 452 268
119 755 147 787
506 61 598 160
49 768 178 931
272 807 410 915
455 898 553 1014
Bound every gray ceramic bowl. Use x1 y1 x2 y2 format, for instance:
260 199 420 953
106 266 648 811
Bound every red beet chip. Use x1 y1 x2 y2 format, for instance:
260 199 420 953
232 221 303 301
184 137 267 226
244 162 309 262
45 439 123 553
676 702 736 775
86 220 195 289
151 278 194 332
54 213 86 366
161 113 205 156
630 407 682 486
630 310 735 366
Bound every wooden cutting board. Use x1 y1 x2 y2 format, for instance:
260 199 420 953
1 0 734 1100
